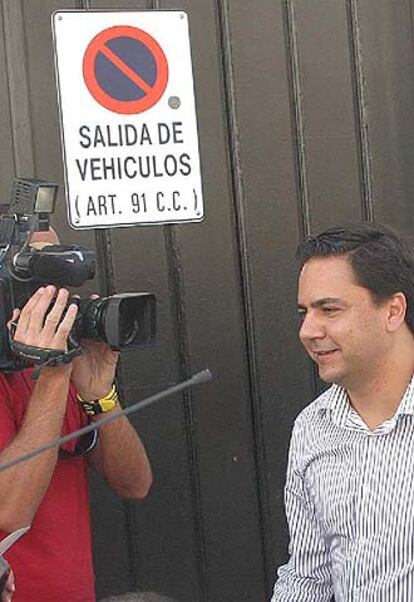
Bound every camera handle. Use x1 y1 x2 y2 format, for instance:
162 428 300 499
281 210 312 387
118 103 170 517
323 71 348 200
8 322 82 379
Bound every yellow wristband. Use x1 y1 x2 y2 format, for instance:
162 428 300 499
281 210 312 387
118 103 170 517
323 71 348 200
77 385 119 416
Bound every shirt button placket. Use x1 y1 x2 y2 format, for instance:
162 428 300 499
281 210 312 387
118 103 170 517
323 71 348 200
354 435 373 594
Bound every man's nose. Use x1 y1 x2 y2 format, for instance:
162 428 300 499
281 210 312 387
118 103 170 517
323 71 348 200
299 312 325 341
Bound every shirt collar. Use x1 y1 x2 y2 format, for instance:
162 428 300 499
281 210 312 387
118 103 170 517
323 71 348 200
317 384 350 427
318 375 414 425
395 375 414 416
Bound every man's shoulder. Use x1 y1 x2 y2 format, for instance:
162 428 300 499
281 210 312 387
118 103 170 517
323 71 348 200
293 385 337 430
287 386 342 461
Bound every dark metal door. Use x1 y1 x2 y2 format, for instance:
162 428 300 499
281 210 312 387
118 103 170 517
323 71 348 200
1 1 413 600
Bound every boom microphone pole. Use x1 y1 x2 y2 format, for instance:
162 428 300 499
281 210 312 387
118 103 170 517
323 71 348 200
0 368 212 475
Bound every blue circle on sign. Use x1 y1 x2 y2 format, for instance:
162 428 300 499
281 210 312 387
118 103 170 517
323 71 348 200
96 37 157 101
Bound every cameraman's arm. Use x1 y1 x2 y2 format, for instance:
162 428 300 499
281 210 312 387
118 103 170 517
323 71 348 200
71 340 152 499
87 410 152 499
0 286 78 532
0 366 71 532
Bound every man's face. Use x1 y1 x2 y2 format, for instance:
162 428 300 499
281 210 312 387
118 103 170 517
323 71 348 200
297 255 391 389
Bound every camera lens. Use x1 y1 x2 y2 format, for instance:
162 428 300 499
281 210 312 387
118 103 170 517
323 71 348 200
72 298 102 342
72 293 155 350
119 300 140 346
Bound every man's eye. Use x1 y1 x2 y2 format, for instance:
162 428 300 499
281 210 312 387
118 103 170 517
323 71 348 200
297 310 307 320
323 307 339 314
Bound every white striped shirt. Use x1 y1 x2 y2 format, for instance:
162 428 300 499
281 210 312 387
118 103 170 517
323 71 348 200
272 376 414 601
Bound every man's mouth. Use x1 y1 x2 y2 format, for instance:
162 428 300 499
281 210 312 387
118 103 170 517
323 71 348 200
313 349 339 360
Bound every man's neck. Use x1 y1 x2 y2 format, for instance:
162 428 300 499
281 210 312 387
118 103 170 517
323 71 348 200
346 342 414 430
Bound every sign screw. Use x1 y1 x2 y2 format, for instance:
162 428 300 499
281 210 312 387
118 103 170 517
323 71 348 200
168 96 181 109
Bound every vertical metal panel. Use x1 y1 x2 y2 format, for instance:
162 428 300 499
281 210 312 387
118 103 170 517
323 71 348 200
346 0 374 221
353 0 414 234
284 0 311 239
109 230 203 601
1 0 34 178
217 0 272 592
290 0 363 230
89 477 135 597
0 3 15 203
161 0 266 599
411 0 414 41
222 1 316 594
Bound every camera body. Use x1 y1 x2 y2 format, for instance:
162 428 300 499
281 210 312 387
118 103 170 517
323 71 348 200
0 177 156 372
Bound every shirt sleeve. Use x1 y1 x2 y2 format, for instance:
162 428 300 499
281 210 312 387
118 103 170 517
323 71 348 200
271 421 333 602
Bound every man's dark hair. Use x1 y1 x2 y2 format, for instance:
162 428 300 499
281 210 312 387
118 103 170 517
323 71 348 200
296 222 414 334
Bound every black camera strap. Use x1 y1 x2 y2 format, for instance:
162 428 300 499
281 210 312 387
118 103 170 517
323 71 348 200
8 322 82 379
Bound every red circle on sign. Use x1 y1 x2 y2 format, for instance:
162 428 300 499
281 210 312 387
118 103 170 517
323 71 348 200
82 25 169 115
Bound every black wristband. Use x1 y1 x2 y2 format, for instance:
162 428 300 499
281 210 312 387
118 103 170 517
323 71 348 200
9 322 82 379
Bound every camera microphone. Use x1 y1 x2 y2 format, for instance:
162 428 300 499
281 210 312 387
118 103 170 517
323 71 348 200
0 177 158 371
12 244 96 287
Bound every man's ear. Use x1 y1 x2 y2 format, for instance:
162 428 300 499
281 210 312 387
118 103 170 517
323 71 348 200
386 292 407 332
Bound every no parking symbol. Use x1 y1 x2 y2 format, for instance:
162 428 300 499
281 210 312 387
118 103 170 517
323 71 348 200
82 25 169 115
52 10 204 229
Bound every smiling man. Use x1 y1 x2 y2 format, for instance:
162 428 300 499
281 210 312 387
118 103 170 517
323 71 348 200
272 222 414 602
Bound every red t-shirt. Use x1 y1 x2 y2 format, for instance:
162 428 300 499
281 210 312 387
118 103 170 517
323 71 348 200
0 369 96 602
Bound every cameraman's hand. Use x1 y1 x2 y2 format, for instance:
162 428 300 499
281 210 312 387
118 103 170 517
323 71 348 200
9 285 78 353
72 340 119 401
71 296 119 401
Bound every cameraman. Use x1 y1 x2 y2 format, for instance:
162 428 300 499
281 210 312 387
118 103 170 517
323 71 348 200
0 229 153 602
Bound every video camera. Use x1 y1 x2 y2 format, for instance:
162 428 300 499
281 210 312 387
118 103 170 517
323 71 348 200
0 177 156 372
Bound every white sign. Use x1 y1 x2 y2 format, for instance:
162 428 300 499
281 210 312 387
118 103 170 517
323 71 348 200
52 10 204 229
